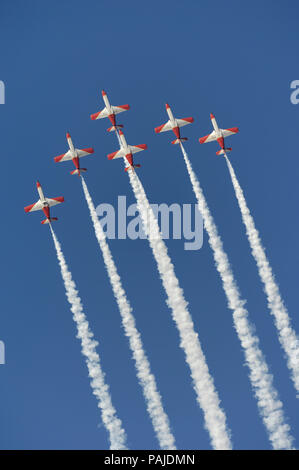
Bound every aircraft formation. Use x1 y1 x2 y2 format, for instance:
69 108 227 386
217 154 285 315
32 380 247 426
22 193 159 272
24 90 239 223
22 89 299 452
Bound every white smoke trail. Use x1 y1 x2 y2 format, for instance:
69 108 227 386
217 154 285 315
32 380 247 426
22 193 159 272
224 156 299 396
49 225 127 450
179 142 294 449
81 176 176 450
126 167 232 450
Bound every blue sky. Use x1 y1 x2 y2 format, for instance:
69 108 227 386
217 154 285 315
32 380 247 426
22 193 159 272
0 0 298 449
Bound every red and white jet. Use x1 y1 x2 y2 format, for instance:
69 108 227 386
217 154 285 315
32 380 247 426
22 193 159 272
24 181 64 225
154 103 194 144
199 113 239 155
90 90 130 132
107 130 147 172
54 133 94 176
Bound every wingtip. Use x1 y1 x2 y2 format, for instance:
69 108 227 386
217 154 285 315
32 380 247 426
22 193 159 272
66 132 71 139
36 181 41 188
102 89 106 97
165 103 170 109
210 113 215 120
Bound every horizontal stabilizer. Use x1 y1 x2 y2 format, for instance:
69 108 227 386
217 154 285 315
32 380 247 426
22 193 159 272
216 147 232 155
70 168 87 175
125 164 141 172
41 217 58 225
107 125 124 132
171 138 188 145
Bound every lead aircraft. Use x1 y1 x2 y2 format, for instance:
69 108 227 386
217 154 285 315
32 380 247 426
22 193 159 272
90 90 130 132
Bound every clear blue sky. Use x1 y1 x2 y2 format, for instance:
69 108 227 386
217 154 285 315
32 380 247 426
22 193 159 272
0 0 298 450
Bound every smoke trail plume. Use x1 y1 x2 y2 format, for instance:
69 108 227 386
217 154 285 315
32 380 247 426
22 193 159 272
126 168 232 450
179 142 294 449
81 176 176 449
224 156 299 396
49 225 127 449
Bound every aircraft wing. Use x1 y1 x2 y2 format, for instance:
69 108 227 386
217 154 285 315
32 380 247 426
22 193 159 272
220 127 239 138
45 197 64 207
176 117 194 128
90 107 109 120
24 200 43 213
107 149 126 160
54 150 73 163
154 120 173 134
129 144 147 155
199 130 217 144
111 105 130 115
55 148 94 163
76 147 94 158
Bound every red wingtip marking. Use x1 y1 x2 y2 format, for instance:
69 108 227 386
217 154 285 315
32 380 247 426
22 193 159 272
24 203 35 213
66 132 71 139
36 181 41 188
102 90 106 96
118 104 130 110
54 154 64 162
182 117 194 123
52 197 64 203
90 112 100 120
165 103 170 109
107 151 118 160
227 127 239 134
210 113 215 120
154 124 164 133
82 147 94 154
